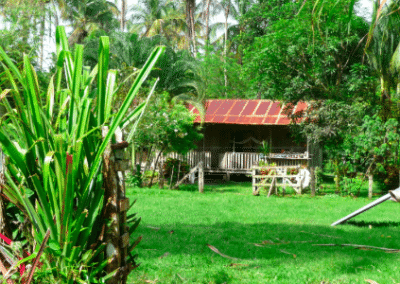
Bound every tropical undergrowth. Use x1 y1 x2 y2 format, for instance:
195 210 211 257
0 26 164 283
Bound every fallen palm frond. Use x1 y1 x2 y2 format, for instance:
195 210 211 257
299 231 341 238
279 249 297 258
206 244 242 260
312 243 400 252
251 239 313 247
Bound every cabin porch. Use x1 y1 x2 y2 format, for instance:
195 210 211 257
163 145 312 175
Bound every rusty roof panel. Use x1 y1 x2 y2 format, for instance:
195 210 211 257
213 115 226 123
189 100 308 125
240 116 252 124
241 101 258 116
268 102 281 116
277 116 291 125
226 116 239 124
215 100 232 115
206 100 222 115
250 117 264 125
255 101 271 116
230 100 247 115
263 116 278 125
295 101 308 112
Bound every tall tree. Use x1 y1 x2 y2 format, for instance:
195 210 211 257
121 0 127 30
364 0 400 120
241 0 371 101
199 0 222 48
185 0 197 56
129 0 188 49
56 0 119 46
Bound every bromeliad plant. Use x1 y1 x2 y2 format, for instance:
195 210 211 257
0 26 164 283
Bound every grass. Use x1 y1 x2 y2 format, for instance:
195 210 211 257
127 181 400 284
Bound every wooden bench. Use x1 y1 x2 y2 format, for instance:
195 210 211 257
252 166 310 196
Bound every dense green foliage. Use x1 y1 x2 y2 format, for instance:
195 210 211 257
0 26 163 282
3 0 400 282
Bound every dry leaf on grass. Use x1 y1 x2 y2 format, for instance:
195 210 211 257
159 252 170 259
147 226 160 231
226 263 249 267
280 249 296 258
313 243 400 252
207 244 242 260
365 280 379 284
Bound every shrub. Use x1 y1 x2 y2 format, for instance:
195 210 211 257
163 158 189 185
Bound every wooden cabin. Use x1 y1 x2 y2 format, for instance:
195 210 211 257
176 99 323 177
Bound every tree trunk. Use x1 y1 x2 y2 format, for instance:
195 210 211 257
101 127 121 283
204 0 211 48
186 0 196 55
40 16 45 70
148 147 165 188
223 3 230 97
120 0 126 31
191 10 197 56
198 161 204 193
368 174 373 200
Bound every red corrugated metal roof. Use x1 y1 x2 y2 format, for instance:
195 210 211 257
188 99 308 125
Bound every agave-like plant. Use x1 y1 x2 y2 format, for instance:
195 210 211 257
0 26 164 283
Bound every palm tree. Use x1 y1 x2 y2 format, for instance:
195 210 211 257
198 0 223 48
205 0 254 95
185 0 198 56
129 0 189 50
121 0 127 31
365 0 400 119
55 0 119 46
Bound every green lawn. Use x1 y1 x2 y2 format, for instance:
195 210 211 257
127 182 400 284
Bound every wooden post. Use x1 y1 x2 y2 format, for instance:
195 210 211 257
159 152 164 188
368 174 373 200
267 177 276 197
310 167 316 197
252 167 256 194
199 161 204 193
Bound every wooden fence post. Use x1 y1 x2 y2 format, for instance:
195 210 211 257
267 177 276 198
252 167 258 195
198 161 204 193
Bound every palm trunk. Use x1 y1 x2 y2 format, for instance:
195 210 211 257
40 16 45 70
380 76 392 121
191 11 197 57
224 3 230 97
120 0 126 31
51 0 59 28
186 0 196 55
204 0 211 48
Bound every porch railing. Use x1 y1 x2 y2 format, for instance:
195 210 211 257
138 147 309 172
